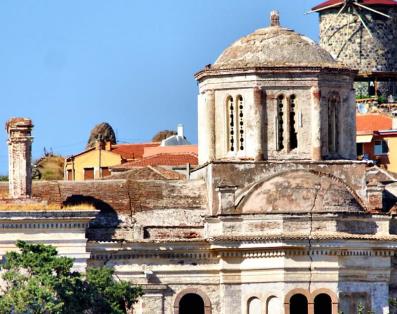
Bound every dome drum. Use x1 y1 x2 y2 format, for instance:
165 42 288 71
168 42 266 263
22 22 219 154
196 11 357 165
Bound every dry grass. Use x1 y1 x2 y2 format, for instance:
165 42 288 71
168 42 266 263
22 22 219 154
0 203 95 211
0 190 9 199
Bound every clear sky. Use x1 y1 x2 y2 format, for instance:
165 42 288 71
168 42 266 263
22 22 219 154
0 0 321 175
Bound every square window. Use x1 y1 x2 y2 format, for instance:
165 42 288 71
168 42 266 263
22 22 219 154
374 140 388 155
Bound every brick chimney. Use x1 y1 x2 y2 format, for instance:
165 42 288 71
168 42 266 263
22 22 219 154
6 118 33 199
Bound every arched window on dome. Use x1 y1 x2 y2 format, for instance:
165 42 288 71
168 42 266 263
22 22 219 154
289 95 298 150
236 95 245 151
227 96 236 152
327 93 340 155
276 95 285 151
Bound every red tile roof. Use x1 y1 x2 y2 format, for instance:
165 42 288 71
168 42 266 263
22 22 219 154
111 143 159 160
356 114 392 133
143 145 198 157
312 0 397 11
113 152 198 169
105 166 185 180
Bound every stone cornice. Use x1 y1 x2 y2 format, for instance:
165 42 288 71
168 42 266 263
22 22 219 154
88 233 397 260
0 210 98 229
208 233 397 242
195 66 356 81
89 245 396 260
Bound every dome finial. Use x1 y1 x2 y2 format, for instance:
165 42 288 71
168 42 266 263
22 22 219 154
270 10 280 27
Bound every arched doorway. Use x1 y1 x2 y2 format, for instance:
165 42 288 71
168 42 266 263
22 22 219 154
179 293 205 314
314 294 332 314
290 294 308 314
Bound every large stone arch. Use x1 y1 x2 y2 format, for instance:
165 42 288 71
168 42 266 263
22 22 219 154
173 288 212 314
235 169 366 214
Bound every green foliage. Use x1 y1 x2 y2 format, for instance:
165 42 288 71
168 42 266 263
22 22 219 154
356 95 370 100
0 176 8 182
0 241 143 314
378 96 387 104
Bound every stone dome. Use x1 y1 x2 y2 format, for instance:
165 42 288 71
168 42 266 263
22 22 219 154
237 170 365 213
213 11 338 70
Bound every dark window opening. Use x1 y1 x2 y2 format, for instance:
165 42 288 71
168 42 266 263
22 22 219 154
289 95 298 150
237 95 244 151
290 294 308 314
277 95 284 151
328 94 340 155
374 140 388 155
228 97 235 152
314 294 332 314
179 293 205 314
357 143 364 156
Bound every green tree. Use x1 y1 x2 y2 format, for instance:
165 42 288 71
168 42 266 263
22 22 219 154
0 241 143 314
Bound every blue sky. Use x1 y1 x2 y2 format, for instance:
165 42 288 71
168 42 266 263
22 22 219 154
0 0 321 175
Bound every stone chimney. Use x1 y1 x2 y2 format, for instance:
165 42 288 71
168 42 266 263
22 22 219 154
270 10 280 27
6 118 33 199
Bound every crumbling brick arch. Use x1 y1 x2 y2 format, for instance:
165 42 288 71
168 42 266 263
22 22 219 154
173 288 211 314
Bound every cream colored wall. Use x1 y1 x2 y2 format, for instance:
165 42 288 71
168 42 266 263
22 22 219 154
65 149 122 180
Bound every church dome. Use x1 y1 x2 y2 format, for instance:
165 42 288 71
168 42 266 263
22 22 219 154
213 11 338 70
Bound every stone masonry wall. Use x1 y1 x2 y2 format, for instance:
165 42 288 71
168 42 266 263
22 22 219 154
320 8 397 73
319 7 397 96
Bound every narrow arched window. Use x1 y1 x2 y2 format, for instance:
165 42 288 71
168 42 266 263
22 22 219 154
227 96 235 152
289 95 298 150
247 297 262 314
237 95 244 151
290 294 308 314
276 95 284 151
314 294 332 314
328 94 340 154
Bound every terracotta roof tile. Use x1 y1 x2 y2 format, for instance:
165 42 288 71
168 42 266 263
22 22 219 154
143 145 198 157
312 0 397 11
113 152 198 168
104 166 185 180
356 114 392 133
111 143 159 160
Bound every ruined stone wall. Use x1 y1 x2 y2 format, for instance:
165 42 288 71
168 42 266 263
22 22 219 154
0 178 207 242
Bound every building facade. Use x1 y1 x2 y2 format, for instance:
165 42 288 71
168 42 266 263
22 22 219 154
356 113 397 173
3 10 397 314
